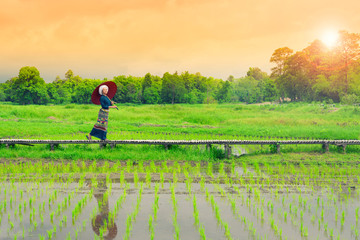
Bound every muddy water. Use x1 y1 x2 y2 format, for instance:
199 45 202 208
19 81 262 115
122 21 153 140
1 165 360 240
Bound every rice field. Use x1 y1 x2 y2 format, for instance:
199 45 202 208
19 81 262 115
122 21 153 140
0 159 359 240
1 103 360 239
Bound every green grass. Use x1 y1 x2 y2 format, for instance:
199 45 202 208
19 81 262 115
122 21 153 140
0 144 219 161
1 102 359 139
1 102 360 160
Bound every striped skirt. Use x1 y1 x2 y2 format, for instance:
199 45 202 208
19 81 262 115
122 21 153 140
90 108 109 140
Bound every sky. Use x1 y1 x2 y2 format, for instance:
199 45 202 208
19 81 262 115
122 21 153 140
1 0 360 83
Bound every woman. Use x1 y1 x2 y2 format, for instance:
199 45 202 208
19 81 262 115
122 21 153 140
87 85 117 141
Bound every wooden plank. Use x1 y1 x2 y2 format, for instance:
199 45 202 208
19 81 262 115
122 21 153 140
1 139 360 156
1 139 360 148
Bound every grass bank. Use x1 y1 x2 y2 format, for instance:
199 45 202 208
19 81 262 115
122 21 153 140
1 102 360 160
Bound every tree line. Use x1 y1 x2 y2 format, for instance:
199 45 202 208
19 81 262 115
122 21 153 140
270 30 360 104
0 67 278 105
0 30 359 105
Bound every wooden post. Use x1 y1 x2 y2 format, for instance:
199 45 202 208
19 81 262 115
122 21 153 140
276 143 280 154
336 144 346 153
50 144 59 151
110 143 116 149
322 143 329 153
6 143 15 149
100 143 107 149
340 144 346 154
206 144 212 151
224 144 232 158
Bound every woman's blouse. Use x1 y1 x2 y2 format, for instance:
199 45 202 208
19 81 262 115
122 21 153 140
100 95 112 109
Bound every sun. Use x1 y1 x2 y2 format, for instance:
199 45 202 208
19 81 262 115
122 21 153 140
321 30 339 48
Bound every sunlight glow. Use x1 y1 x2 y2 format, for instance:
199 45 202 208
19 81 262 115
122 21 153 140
321 30 339 48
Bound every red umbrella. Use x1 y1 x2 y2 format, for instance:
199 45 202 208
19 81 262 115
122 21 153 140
91 81 117 105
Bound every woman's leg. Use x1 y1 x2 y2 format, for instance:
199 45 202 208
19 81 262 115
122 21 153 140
86 134 92 140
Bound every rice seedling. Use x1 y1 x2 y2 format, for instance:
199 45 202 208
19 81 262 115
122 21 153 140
198 225 207 240
192 194 200 226
341 210 345 226
147 183 160 239
205 186 233 240
1 152 360 240
352 225 359 238
123 184 143 240
146 171 152 188
169 181 181 240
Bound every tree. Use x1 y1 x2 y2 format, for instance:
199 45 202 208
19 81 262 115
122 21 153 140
227 75 235 82
0 83 5 101
65 69 74 80
181 71 192 90
11 66 48 104
73 79 100 104
216 80 231 103
46 83 60 104
232 76 262 103
334 30 360 93
142 73 152 91
303 40 327 73
312 75 332 101
113 75 142 103
247 67 268 80
348 66 360 96
49 78 72 103
143 87 160 104
2 78 16 102
270 47 293 78
281 51 313 101
161 72 186 104
62 75 82 95
142 73 153 103
260 78 278 102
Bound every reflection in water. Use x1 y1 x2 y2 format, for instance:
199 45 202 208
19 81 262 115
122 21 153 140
91 178 118 240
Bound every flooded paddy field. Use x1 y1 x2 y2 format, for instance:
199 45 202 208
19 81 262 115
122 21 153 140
0 159 359 240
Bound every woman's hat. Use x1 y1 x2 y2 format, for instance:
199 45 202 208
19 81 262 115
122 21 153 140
91 81 117 105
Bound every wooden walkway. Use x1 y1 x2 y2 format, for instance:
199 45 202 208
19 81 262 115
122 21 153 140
1 139 359 157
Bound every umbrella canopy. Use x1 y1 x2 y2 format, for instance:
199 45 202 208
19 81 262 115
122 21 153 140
91 81 117 105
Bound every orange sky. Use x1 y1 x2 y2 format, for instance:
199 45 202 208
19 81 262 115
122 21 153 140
0 0 359 82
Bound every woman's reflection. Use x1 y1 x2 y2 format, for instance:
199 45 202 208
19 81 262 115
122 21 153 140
90 177 118 240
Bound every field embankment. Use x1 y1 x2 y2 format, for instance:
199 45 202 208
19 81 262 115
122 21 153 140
1 102 360 160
